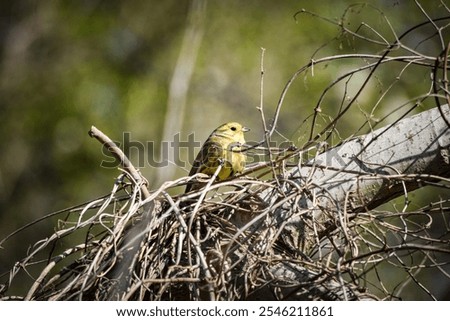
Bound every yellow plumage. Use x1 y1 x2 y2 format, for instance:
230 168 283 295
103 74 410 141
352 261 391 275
185 122 249 193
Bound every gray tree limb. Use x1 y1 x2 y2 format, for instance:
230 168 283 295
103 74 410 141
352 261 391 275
259 105 450 300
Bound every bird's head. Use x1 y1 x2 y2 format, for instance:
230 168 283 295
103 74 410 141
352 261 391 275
213 122 250 144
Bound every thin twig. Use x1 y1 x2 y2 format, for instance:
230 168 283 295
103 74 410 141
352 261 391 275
89 126 150 199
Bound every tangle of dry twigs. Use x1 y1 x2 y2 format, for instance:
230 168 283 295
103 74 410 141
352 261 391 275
1 2 450 301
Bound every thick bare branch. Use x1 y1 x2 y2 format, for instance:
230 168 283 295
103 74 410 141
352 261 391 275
299 104 450 213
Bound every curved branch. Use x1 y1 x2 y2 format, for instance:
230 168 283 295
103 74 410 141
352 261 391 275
88 126 150 199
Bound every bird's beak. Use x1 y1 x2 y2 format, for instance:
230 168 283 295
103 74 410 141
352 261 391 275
242 126 250 132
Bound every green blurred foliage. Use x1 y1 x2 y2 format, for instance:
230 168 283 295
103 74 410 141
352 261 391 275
0 0 449 298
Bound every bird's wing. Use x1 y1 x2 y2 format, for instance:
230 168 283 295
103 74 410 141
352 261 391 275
190 140 224 175
185 140 223 193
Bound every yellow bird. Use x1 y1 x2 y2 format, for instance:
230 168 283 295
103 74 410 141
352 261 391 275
185 122 250 193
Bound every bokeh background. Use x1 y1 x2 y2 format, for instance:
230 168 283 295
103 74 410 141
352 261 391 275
1 0 449 299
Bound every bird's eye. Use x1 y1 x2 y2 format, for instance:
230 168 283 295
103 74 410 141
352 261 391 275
230 126 237 131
